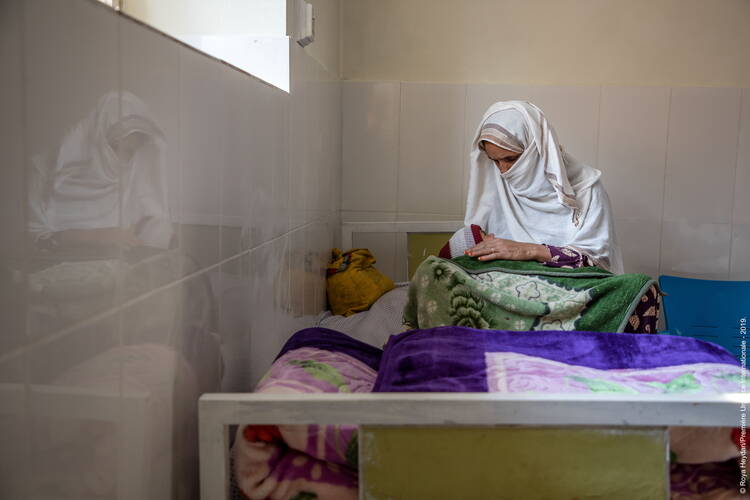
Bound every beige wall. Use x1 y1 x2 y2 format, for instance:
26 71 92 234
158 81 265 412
342 0 750 87
307 0 342 77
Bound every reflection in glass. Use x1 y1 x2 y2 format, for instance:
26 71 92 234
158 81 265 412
28 91 173 254
17 91 221 500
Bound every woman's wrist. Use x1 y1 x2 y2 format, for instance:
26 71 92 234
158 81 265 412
529 243 552 262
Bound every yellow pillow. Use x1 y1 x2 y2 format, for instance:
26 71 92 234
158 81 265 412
326 248 395 317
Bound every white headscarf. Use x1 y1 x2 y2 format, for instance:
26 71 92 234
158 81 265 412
465 101 623 273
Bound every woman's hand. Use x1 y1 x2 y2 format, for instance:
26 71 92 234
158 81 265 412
465 235 552 262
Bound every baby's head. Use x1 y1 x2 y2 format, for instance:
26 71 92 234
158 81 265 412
438 225 485 259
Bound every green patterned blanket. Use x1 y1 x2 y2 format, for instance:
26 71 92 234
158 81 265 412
403 256 655 333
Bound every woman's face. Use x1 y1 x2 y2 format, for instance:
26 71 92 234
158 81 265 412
482 141 520 174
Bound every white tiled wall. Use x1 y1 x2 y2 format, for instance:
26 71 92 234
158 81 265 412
0 0 341 498
398 83 466 215
342 81 749 281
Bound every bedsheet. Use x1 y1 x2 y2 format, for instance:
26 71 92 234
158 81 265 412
234 327 746 499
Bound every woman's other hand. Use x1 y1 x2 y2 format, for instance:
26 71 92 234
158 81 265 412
465 235 552 262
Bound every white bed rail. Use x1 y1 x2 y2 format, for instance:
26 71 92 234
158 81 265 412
198 392 747 499
341 220 464 250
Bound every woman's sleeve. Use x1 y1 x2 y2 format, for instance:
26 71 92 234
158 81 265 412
542 244 596 268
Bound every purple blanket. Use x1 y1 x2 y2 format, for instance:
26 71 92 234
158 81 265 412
373 326 740 392
236 327 744 499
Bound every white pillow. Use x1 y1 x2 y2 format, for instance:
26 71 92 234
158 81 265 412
316 284 409 348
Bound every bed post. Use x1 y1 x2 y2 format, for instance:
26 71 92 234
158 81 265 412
199 398 230 500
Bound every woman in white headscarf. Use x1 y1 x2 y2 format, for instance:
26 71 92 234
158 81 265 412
464 101 624 274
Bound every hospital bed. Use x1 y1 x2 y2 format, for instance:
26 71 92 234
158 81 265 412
198 221 748 500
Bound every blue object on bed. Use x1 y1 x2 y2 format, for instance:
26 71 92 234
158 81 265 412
658 275 750 360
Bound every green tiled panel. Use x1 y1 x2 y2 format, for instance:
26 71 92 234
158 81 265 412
407 232 452 279
361 426 668 500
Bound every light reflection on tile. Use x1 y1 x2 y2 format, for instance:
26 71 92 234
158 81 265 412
598 87 670 221
398 83 466 215
0 0 27 364
734 88 750 225
271 88 291 239
27 312 123 499
614 219 661 278
24 0 123 337
249 235 296 386
663 87 741 223
120 16 181 254
118 272 219 498
289 227 308 318
218 254 252 392
306 220 330 315
179 47 223 273
659 221 731 279
289 44 314 229
222 66 252 259
730 225 750 280
324 79 343 217
246 78 282 250
342 81 401 213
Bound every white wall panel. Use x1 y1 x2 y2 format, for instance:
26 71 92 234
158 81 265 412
660 221 731 279
598 87 670 221
398 83 466 215
342 82 401 212
733 89 750 225
663 87 741 224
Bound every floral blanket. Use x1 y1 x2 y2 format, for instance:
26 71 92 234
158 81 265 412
234 327 745 499
404 255 655 332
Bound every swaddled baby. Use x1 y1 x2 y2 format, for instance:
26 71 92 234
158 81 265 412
438 225 487 259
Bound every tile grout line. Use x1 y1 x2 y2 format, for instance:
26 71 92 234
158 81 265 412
18 0 35 492
395 81 403 221
461 84 470 215
113 4 127 440
656 88 673 278
594 85 603 178
394 82 403 266
215 65 226 365
115 10 126 364
726 89 744 280
459 84 468 219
